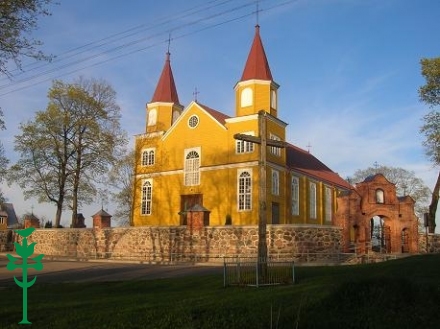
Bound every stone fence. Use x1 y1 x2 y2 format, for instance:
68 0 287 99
0 224 342 262
418 233 440 253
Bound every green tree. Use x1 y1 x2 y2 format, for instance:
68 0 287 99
8 78 127 227
349 165 430 222
107 149 135 226
0 0 54 77
48 78 127 227
419 57 440 233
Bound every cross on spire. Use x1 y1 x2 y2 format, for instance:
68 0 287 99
193 87 200 101
254 0 262 25
306 142 312 153
167 32 172 54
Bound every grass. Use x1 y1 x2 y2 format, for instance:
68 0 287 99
1 254 440 328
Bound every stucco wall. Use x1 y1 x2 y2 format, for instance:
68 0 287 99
1 225 343 262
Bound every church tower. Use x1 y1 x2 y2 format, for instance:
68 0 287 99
146 52 183 133
235 25 279 118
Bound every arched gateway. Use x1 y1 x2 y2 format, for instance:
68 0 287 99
335 174 418 254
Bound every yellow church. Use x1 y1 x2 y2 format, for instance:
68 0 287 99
132 25 351 227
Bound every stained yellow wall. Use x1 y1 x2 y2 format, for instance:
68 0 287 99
132 82 342 228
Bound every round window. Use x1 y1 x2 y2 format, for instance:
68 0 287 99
188 115 199 128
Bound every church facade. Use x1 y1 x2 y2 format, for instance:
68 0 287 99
131 25 352 228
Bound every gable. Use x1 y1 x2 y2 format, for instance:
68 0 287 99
162 101 228 141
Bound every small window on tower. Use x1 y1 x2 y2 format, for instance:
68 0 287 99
241 87 253 107
147 109 157 126
271 89 277 109
172 110 180 124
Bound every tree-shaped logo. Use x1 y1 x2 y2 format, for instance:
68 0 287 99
6 227 44 324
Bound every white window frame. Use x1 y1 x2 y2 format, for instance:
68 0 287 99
376 189 384 204
269 133 281 156
271 89 277 109
188 115 199 129
291 176 299 216
309 181 317 219
236 131 255 154
142 148 155 166
325 186 332 222
184 147 201 186
271 169 279 195
147 108 157 126
238 169 252 211
141 179 153 215
241 87 253 107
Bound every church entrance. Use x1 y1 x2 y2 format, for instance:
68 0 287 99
180 194 203 225
271 202 280 224
370 216 391 253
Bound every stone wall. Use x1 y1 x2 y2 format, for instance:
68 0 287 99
418 233 440 253
2 224 343 262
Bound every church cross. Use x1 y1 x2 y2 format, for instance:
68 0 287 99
233 110 287 278
193 87 200 101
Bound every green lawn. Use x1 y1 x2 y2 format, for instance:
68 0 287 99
1 254 440 328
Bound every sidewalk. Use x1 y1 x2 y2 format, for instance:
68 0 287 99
0 253 223 287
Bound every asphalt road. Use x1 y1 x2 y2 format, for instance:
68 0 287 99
0 254 223 288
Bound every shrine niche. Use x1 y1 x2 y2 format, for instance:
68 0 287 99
335 173 418 254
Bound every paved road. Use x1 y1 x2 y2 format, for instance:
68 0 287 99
0 254 223 288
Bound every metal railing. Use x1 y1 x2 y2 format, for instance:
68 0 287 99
223 257 295 287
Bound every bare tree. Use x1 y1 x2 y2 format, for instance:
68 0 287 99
107 149 135 226
419 57 440 233
0 110 8 202
349 165 430 221
0 0 54 77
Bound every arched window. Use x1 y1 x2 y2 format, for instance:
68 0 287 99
184 149 200 186
240 87 253 107
147 109 157 126
376 189 384 204
141 180 153 215
142 149 155 166
238 171 252 210
291 176 299 215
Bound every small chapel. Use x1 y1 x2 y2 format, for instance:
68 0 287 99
131 25 352 228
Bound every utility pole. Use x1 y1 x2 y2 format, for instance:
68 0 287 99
234 110 286 280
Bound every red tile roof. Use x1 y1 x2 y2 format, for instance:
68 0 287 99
151 52 180 103
241 25 273 81
196 102 231 125
286 143 352 189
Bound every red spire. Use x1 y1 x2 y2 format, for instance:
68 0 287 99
151 52 180 103
240 25 273 81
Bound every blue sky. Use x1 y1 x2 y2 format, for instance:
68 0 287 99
1 0 439 227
